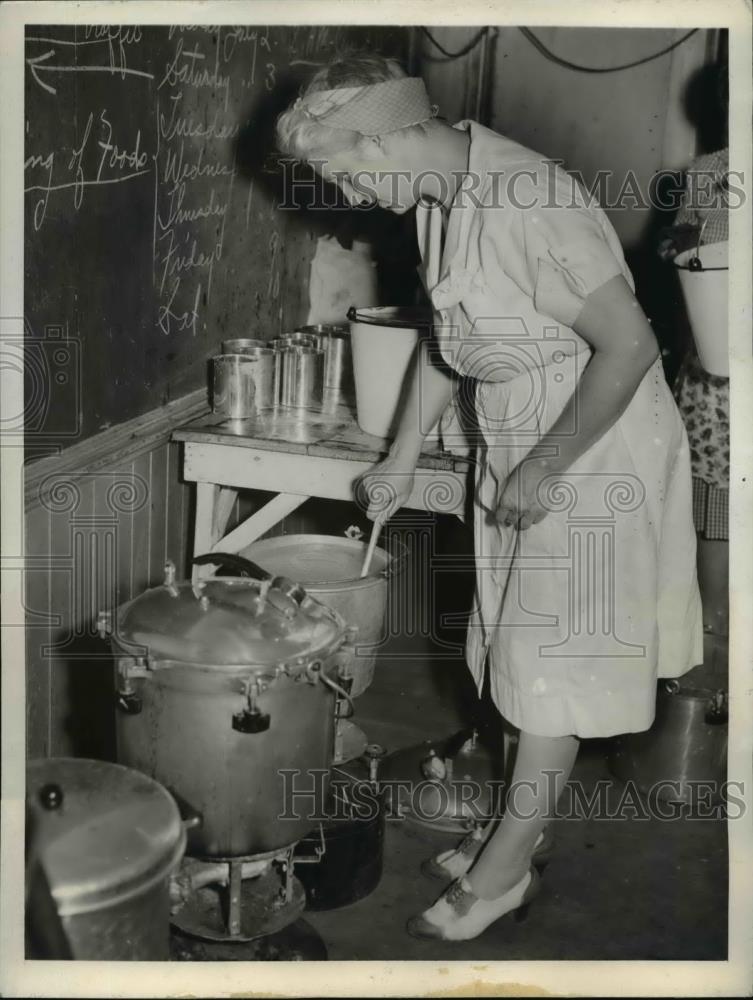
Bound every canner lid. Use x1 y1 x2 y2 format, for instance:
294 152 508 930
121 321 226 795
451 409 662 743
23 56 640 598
116 577 342 667
26 757 185 916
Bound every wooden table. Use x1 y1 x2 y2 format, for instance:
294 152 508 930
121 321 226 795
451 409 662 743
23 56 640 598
172 392 471 573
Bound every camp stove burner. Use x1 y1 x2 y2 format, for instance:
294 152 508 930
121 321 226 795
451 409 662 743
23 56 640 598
170 851 305 942
170 917 327 961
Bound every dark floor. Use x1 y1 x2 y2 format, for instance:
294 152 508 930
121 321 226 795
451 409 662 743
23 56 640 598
300 633 728 961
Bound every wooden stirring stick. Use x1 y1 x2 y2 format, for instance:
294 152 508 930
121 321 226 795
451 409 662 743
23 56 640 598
360 518 384 578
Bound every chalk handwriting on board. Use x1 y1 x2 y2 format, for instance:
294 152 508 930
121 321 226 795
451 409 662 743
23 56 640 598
159 94 239 142
158 38 231 112
24 110 150 230
157 278 201 338
24 22 406 443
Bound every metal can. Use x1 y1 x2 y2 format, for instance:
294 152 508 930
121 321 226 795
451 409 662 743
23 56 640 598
272 332 321 350
221 346 276 410
280 346 324 410
221 338 267 353
212 354 257 418
295 325 351 390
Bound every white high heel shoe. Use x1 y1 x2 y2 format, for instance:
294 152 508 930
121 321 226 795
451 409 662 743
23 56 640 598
407 866 540 941
421 824 554 881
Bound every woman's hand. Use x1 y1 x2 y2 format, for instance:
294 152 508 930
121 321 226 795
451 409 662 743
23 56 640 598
496 458 551 531
357 452 416 522
656 223 700 262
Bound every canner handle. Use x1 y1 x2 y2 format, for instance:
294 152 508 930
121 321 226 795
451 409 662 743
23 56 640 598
192 552 310 607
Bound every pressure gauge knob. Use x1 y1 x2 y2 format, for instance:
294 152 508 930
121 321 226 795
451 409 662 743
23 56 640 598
39 783 63 810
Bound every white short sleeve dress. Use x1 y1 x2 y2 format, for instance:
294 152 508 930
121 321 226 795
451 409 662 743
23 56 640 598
416 120 703 739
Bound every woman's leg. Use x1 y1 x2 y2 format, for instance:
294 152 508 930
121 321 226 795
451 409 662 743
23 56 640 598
465 730 579 900
697 536 729 636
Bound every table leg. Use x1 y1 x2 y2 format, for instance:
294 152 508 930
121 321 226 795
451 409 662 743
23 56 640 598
213 492 307 553
192 485 307 581
193 483 218 583
213 486 238 544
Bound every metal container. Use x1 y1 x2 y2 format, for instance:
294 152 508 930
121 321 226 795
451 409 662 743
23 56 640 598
608 682 728 804
222 338 266 353
240 533 405 698
272 333 321 350
217 340 278 410
379 728 505 833
294 763 385 911
297 325 353 392
347 305 440 441
280 346 324 410
26 757 186 960
105 562 349 858
674 239 729 376
212 354 257 418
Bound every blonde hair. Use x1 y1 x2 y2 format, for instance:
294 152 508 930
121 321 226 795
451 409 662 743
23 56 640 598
276 53 421 161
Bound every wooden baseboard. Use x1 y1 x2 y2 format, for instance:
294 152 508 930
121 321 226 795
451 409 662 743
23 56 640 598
25 389 209 510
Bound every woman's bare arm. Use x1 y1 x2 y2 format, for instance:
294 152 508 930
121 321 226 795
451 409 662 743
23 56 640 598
360 339 454 520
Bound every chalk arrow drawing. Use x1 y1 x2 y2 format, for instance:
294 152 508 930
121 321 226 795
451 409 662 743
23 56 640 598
27 51 57 94
26 49 154 95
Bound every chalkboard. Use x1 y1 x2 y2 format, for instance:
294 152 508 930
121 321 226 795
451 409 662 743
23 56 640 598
24 24 409 451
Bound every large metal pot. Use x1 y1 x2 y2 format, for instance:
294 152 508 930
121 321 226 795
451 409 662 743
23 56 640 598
26 757 186 960
103 557 350 859
241 532 405 698
609 681 728 804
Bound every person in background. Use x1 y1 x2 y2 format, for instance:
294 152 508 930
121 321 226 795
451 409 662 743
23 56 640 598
657 61 729 638
276 53 702 942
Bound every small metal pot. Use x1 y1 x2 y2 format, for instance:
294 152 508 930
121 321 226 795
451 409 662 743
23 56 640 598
294 763 385 911
26 757 186 960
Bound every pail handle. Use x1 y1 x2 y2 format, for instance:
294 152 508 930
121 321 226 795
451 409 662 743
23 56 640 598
675 217 729 272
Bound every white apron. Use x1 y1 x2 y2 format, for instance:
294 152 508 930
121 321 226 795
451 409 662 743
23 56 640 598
416 121 703 738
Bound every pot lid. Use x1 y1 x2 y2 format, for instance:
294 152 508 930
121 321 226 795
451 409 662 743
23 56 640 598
26 758 185 916
115 577 342 667
379 729 502 833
